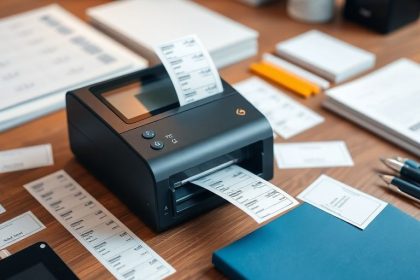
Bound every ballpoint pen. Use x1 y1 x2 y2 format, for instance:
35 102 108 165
379 174 420 201
395 156 420 169
381 158 420 184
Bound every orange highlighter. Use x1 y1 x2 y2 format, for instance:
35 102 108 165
250 62 321 98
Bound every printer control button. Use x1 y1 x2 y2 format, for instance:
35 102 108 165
142 130 156 139
150 140 164 150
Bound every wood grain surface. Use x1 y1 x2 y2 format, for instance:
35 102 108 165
0 0 419 279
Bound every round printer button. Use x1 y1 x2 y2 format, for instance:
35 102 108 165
142 130 156 139
150 140 164 150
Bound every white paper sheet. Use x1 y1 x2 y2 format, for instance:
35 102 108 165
274 141 353 169
234 77 324 139
0 211 46 249
325 59 420 146
24 170 175 280
0 204 5 214
154 34 223 106
0 4 147 111
0 144 53 173
192 165 299 223
298 175 387 229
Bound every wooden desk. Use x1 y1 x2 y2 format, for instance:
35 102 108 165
0 1 419 279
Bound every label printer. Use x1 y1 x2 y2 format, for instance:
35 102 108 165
66 65 274 231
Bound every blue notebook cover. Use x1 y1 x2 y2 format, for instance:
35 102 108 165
213 203 420 280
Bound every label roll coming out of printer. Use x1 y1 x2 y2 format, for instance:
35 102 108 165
66 64 274 231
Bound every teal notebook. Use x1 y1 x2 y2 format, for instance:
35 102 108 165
213 203 420 280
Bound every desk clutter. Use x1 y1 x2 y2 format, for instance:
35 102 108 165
0 0 419 279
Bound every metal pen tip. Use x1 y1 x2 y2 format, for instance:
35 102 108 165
381 158 403 172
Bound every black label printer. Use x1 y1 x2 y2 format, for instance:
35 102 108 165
66 65 274 231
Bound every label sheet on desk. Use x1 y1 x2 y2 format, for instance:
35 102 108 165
24 170 175 280
192 165 299 223
0 4 146 111
154 34 223 106
234 77 324 139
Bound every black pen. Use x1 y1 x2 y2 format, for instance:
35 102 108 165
381 158 420 184
379 174 420 201
395 156 420 169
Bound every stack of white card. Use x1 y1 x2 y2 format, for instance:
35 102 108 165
0 5 147 132
87 0 258 68
324 59 420 157
276 30 375 83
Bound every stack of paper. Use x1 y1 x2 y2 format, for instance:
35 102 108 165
0 5 147 132
87 0 258 69
276 30 375 83
324 59 420 156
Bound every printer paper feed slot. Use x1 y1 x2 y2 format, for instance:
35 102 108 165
173 159 238 189
154 34 223 106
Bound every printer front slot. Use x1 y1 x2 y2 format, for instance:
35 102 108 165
173 159 238 189
169 141 264 216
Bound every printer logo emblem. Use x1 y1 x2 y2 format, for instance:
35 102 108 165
236 108 246 116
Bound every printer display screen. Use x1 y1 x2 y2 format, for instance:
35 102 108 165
101 77 179 122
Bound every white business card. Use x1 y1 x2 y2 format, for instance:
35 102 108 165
234 77 324 139
298 175 387 229
0 144 54 173
274 141 353 169
0 211 46 249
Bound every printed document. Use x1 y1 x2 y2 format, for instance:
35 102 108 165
325 59 420 147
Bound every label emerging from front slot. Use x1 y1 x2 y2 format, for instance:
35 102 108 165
192 165 299 223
